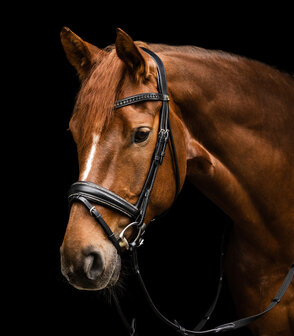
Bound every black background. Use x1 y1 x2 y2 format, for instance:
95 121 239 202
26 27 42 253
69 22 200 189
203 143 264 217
13 4 293 336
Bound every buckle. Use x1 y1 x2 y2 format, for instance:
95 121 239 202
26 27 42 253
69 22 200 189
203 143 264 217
154 129 169 164
159 128 169 140
89 206 96 215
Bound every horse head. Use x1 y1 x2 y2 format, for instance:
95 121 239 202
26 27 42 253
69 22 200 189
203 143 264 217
60 28 187 290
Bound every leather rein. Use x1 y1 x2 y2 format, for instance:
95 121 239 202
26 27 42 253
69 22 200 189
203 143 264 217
67 48 294 335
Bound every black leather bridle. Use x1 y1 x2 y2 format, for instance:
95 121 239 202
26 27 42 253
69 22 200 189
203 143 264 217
67 48 294 335
68 48 180 255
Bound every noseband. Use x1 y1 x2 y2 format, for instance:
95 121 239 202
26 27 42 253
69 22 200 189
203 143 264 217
68 48 180 255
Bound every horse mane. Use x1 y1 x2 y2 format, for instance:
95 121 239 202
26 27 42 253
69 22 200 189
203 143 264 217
149 42 293 80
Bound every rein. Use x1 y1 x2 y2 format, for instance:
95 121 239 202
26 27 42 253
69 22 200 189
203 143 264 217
67 48 294 335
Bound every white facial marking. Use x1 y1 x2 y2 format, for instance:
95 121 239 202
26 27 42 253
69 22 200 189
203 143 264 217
80 134 100 180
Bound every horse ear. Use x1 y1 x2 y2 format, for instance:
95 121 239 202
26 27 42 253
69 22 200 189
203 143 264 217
60 27 106 80
115 28 149 81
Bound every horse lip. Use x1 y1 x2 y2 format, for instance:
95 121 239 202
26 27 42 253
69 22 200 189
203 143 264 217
106 253 121 287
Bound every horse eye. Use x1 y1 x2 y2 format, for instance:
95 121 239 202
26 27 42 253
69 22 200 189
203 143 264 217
134 127 151 143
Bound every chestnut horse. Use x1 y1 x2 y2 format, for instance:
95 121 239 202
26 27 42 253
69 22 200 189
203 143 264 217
60 27 294 335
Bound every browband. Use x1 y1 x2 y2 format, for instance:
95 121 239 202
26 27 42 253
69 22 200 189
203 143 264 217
114 93 169 109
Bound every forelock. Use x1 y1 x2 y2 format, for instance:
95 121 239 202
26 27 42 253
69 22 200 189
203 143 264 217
72 49 125 137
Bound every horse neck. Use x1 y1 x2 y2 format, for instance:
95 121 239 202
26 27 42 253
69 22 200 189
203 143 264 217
164 49 294 248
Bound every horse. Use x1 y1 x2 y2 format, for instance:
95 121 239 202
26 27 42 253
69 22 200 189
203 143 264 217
60 27 294 335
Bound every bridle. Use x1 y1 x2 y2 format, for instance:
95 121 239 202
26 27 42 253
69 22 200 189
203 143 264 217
67 48 294 335
68 47 180 254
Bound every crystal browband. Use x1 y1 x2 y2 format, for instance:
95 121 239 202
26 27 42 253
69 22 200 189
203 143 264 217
114 93 169 109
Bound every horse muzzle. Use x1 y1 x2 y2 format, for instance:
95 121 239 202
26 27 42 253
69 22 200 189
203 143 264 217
60 244 121 290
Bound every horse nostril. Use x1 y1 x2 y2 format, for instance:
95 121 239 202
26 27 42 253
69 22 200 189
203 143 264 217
83 248 104 281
